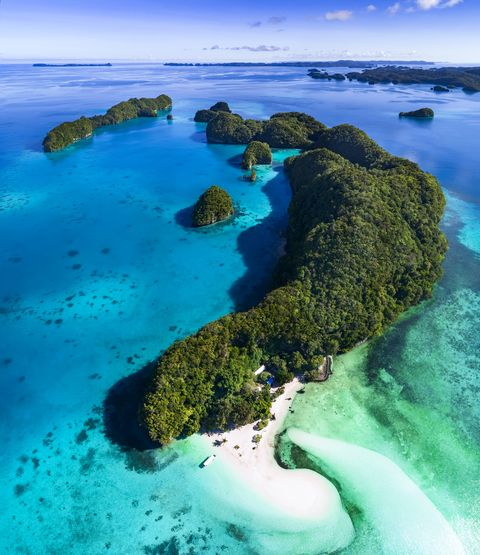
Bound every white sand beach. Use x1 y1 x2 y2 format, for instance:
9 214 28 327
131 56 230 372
207 379 353 531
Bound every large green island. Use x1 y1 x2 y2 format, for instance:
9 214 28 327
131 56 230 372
345 66 480 93
141 108 447 444
43 94 172 152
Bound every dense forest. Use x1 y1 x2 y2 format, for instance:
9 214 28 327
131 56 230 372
141 111 447 444
399 108 434 119
42 94 172 152
242 141 272 169
345 66 480 92
192 186 234 227
206 110 326 148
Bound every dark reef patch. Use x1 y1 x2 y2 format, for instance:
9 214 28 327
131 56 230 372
75 429 88 444
124 449 159 473
14 483 29 497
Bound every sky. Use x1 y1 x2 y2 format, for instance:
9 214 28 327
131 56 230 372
0 0 478 63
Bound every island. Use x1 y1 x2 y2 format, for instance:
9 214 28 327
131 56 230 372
33 63 113 67
192 185 234 227
164 60 433 68
432 85 450 93
242 141 272 169
42 94 172 152
345 65 480 93
308 69 346 81
194 101 231 123
399 108 434 119
206 110 326 148
141 110 447 444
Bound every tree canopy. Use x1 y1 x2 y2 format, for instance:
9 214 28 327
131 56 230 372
142 113 447 444
192 186 234 227
43 94 172 152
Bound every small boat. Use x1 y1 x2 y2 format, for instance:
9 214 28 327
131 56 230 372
254 364 266 376
201 454 216 468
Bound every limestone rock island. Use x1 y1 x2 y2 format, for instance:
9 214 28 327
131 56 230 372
192 185 234 227
242 141 272 169
399 108 434 119
194 101 232 123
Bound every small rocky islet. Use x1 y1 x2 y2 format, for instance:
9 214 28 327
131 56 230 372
399 108 435 119
242 141 272 170
191 186 234 227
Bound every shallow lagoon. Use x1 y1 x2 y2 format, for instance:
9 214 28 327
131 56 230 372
0 63 479 553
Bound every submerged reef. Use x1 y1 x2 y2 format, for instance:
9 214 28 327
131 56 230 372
142 110 447 444
192 186 234 227
399 108 434 119
242 141 272 169
42 94 172 152
345 65 480 93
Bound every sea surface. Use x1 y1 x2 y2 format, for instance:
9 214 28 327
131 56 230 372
0 63 479 554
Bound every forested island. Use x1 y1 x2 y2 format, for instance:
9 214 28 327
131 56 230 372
194 101 232 123
308 69 346 81
192 186 234 227
399 108 434 119
242 141 272 169
42 94 172 152
165 60 432 68
33 63 112 67
345 66 480 93
142 107 447 444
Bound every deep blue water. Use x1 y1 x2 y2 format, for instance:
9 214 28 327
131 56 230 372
0 63 479 554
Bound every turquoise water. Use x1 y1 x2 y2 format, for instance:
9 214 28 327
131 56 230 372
0 63 479 553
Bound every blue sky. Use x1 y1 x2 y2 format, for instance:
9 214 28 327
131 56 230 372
0 0 477 63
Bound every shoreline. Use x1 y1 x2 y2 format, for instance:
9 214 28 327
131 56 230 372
205 379 351 525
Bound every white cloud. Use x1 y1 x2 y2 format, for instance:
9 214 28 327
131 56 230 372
204 44 290 52
416 0 463 9
325 10 353 21
387 2 402 14
367 4 377 11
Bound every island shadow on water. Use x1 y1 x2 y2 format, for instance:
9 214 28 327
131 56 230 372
229 167 291 311
102 360 158 452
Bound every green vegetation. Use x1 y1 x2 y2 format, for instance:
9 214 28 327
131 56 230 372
194 101 231 123
210 101 231 113
206 112 262 144
242 141 272 169
205 108 326 148
142 115 447 444
399 108 434 119
308 69 346 81
192 185 234 227
346 66 480 93
42 94 172 152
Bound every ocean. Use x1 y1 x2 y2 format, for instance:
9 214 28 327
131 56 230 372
0 63 479 554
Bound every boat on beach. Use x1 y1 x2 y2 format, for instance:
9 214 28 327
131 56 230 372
201 454 216 468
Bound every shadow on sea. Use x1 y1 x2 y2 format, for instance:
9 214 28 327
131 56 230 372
102 360 158 452
229 168 290 311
